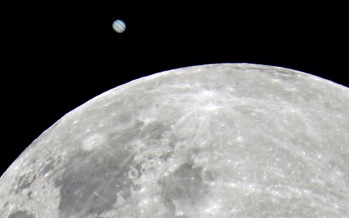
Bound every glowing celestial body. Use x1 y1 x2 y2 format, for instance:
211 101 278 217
112 19 126 33
1 64 349 217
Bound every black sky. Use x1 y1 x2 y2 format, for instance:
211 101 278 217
1 5 347 176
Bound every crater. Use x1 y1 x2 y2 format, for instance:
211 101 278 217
12 173 37 195
81 133 105 151
39 159 55 176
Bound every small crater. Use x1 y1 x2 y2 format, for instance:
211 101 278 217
81 133 105 151
40 160 55 176
128 167 139 179
140 168 147 173
149 159 156 166
15 174 37 194
147 154 155 160
140 161 156 174
149 139 160 147
161 131 170 138
132 183 142 191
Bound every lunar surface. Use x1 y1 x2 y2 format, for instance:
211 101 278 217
1 64 349 217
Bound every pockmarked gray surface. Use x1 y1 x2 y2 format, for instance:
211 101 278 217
1 63 349 217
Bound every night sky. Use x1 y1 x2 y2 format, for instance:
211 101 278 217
1 5 347 176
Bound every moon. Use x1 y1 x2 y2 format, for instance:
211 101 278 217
1 64 349 217
112 19 126 33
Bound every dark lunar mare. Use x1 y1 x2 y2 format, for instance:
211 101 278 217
54 147 136 217
8 210 36 218
160 162 212 216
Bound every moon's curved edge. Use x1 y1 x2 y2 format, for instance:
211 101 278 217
78 62 349 110
56 62 349 126
5 63 348 174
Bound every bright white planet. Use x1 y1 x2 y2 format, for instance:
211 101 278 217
112 19 126 33
1 64 349 217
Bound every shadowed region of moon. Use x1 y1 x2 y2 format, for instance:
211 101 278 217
1 63 349 217
8 210 35 218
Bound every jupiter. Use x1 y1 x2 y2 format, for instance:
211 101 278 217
112 19 126 33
